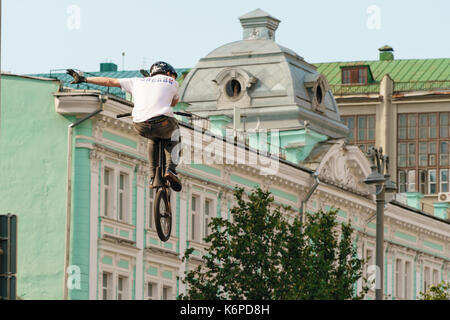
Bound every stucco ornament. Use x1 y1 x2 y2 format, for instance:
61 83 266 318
304 73 330 113
213 67 257 108
319 143 370 195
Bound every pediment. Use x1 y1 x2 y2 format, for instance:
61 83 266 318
316 140 372 196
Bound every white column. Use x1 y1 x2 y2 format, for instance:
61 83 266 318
178 180 189 295
386 251 393 299
135 168 146 300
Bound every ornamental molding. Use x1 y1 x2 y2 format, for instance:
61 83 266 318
317 141 371 196
213 67 257 109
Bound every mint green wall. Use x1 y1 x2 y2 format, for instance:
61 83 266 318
69 145 91 300
0 75 67 299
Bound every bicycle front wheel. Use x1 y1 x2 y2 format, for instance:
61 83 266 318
154 188 172 242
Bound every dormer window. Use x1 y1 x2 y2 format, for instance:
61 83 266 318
341 66 373 85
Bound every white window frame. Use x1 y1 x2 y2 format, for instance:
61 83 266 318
99 253 133 300
117 274 129 300
404 261 412 300
101 162 134 223
144 264 176 300
146 281 158 300
407 170 416 192
440 169 449 193
395 258 403 299
424 266 431 291
190 194 200 242
432 268 440 286
118 171 130 223
102 271 113 300
428 170 437 195
162 284 173 300
103 167 113 218
203 197 215 241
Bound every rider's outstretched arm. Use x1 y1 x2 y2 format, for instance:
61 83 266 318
86 77 120 87
66 69 120 87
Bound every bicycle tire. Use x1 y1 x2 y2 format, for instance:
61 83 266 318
154 188 172 242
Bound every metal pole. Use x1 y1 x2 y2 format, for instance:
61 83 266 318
375 185 385 300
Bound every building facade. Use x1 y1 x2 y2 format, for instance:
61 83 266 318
315 48 450 216
1 9 449 300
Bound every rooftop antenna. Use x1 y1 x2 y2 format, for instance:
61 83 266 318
122 52 125 71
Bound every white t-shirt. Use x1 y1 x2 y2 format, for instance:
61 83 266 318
119 74 179 123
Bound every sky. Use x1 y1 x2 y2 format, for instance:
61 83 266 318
1 0 449 74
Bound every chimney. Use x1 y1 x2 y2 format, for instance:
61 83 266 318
239 8 280 41
100 62 118 72
379 45 394 61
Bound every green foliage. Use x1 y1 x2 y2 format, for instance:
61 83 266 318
178 187 368 300
419 282 450 300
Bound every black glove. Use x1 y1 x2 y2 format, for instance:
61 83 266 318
140 69 150 77
66 69 87 84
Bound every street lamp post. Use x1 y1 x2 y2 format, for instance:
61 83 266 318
364 147 396 300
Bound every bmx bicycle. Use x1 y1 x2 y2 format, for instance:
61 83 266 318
117 111 191 242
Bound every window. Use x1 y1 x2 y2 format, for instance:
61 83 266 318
408 115 416 139
419 170 427 194
102 166 132 222
398 143 407 168
419 142 427 167
407 170 416 192
432 269 439 286
399 115 407 139
404 262 412 300
204 199 213 239
147 282 157 300
104 168 112 217
408 143 416 167
191 195 199 241
162 286 172 300
226 80 242 98
440 113 449 138
341 115 375 153
344 117 355 141
148 188 155 229
429 170 437 194
398 171 407 193
118 173 128 222
396 259 403 299
440 142 448 166
440 169 449 192
102 272 112 300
117 276 127 300
424 267 431 291
342 67 368 84
398 112 450 194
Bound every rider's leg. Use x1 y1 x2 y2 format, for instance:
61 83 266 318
147 138 159 181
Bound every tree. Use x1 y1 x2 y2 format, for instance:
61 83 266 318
179 187 368 300
419 282 450 300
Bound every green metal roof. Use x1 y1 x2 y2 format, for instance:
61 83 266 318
313 58 450 94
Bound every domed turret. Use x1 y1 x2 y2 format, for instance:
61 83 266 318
179 9 347 139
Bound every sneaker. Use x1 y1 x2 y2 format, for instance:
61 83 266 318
164 169 182 192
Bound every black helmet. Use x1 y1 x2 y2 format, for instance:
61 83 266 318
149 61 178 78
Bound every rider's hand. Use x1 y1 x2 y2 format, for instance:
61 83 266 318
66 69 87 84
140 69 150 77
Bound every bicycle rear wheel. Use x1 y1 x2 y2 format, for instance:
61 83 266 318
154 188 172 242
